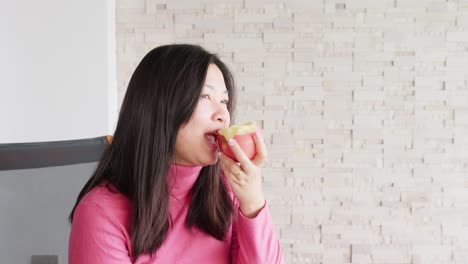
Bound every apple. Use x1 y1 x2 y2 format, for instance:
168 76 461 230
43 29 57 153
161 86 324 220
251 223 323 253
217 121 260 162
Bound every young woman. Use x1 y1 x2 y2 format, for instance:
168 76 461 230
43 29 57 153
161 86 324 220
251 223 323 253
68 44 284 263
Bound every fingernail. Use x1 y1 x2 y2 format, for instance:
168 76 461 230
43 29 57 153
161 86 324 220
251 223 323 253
228 139 235 146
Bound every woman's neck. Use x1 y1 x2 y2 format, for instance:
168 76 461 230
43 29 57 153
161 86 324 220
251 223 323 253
167 164 203 198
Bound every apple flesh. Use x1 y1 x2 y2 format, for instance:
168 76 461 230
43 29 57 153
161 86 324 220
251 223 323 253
217 122 260 162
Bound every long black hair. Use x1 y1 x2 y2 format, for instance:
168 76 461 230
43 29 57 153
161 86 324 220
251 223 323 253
69 44 236 261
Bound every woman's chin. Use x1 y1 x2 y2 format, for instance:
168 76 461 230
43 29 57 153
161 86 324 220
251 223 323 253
202 152 219 166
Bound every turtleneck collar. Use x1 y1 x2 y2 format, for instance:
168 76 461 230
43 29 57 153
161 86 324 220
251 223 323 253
168 164 203 198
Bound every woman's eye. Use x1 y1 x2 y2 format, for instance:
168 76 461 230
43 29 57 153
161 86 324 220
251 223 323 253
200 94 210 99
221 99 229 105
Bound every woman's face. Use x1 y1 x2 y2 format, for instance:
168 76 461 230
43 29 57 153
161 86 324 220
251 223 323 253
174 64 231 166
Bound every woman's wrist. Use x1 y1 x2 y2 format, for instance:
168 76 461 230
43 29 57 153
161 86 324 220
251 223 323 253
239 197 265 218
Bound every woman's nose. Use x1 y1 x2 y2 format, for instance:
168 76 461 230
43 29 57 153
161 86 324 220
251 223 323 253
214 105 230 126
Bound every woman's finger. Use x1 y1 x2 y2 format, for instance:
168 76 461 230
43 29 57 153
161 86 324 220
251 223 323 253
230 164 245 181
251 129 268 167
218 152 242 183
226 138 254 173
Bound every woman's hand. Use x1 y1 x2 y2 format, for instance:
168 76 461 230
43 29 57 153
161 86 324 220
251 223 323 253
218 130 268 218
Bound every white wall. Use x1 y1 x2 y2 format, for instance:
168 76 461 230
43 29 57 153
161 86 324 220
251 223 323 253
0 0 117 143
116 1 468 263
0 0 116 263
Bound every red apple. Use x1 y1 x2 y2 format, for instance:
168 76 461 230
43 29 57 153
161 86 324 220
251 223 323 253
216 122 261 162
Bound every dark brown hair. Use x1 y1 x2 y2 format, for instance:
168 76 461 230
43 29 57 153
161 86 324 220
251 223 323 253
69 44 236 261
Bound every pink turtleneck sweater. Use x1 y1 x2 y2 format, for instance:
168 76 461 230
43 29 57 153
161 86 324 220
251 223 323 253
69 165 284 263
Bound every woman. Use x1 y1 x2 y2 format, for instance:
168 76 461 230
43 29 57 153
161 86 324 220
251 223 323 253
68 44 284 263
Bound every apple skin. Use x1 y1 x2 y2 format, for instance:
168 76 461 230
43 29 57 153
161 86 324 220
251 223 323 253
217 128 261 162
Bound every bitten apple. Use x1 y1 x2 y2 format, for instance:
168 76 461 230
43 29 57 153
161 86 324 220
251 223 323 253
217 121 260 162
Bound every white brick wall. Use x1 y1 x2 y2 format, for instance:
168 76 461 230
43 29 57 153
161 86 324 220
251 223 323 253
116 0 468 263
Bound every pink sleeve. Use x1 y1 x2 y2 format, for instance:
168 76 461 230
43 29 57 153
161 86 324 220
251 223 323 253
230 200 284 264
68 201 133 264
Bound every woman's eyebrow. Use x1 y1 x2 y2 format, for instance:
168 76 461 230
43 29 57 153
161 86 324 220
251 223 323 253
204 84 228 94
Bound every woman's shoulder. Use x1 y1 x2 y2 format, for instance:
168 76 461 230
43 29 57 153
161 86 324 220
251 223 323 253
70 183 133 257
81 182 130 208
76 182 132 228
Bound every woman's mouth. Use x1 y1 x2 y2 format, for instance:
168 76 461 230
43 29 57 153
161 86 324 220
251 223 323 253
205 133 219 151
